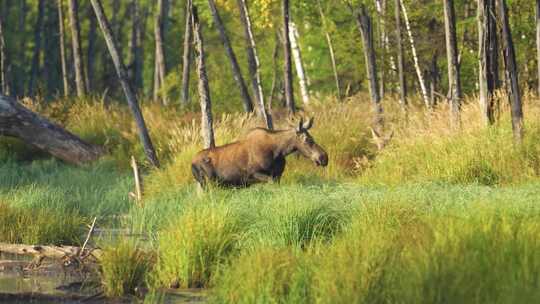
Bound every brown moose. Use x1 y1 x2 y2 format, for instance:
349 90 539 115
191 117 328 187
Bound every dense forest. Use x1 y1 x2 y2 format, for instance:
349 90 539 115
0 0 536 105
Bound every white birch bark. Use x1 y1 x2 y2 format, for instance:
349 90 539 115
289 22 310 105
399 0 430 107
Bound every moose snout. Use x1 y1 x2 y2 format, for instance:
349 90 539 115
314 152 328 167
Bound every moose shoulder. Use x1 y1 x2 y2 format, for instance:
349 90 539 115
191 118 328 188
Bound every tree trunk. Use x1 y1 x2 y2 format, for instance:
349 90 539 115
498 0 523 143
29 0 45 97
237 0 272 129
128 0 143 91
0 15 9 96
207 0 253 113
394 0 407 112
87 7 97 92
154 0 168 105
268 32 280 110
90 0 160 168
57 0 69 97
0 95 104 164
375 0 387 98
355 5 383 131
68 0 87 97
180 0 193 105
317 0 341 100
477 0 497 125
192 5 215 149
44 2 59 95
443 0 462 128
289 22 310 105
536 0 540 95
399 0 430 108
282 0 295 113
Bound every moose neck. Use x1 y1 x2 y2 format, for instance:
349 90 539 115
271 129 299 158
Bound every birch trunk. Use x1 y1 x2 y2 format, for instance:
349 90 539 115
375 0 386 98
207 0 253 113
399 0 430 107
237 0 272 129
394 0 407 112
356 5 384 132
68 0 87 97
282 0 295 113
192 5 215 149
498 0 523 143
289 22 310 105
180 0 193 105
90 0 160 168
57 0 69 97
443 0 462 128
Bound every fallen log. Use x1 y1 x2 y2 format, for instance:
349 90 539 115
0 94 104 165
0 243 102 260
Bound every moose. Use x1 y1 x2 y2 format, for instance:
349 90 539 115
191 117 328 187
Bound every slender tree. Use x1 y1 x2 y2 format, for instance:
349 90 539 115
498 0 523 143
268 32 280 110
128 0 143 91
207 0 253 113
68 0 87 97
289 22 310 105
355 5 383 131
87 7 97 92
180 0 193 105
192 5 215 149
154 0 168 105
28 0 45 96
57 0 69 97
237 0 272 129
374 0 387 98
399 0 430 108
477 0 498 125
317 0 341 100
394 0 407 112
90 0 160 167
282 0 295 113
443 0 462 128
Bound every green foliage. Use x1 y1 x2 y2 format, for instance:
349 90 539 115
0 202 84 245
100 240 155 297
152 202 244 288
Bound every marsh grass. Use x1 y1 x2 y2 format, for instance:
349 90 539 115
100 240 155 297
151 202 245 289
3 94 540 301
0 202 84 244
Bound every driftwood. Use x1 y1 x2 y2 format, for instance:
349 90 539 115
0 243 103 260
0 95 104 164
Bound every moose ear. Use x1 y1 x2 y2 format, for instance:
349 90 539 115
303 117 314 130
297 117 304 132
